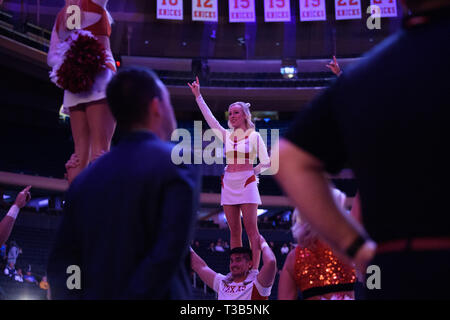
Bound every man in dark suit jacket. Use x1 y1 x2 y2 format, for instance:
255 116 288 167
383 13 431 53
47 68 201 299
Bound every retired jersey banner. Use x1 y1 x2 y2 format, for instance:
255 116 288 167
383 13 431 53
229 0 256 23
335 0 362 20
192 0 218 22
264 0 291 22
370 0 398 17
157 0 183 20
299 0 327 22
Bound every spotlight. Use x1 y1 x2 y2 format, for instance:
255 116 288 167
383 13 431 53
280 66 297 79
280 58 298 79
257 209 268 217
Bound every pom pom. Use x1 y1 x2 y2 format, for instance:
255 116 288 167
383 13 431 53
51 30 106 94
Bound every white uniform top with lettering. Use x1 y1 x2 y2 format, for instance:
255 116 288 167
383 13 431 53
213 270 272 300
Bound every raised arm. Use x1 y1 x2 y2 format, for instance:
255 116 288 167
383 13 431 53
326 56 342 77
0 186 31 247
275 139 376 274
326 56 342 76
190 247 217 290
188 77 226 140
256 235 277 288
350 192 362 224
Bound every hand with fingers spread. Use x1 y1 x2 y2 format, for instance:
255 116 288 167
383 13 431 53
14 186 32 209
187 76 201 98
326 56 342 76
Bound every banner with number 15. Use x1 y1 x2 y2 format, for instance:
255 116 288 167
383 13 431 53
264 0 291 22
299 0 327 22
229 0 256 23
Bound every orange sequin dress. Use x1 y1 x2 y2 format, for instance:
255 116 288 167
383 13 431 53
294 240 357 299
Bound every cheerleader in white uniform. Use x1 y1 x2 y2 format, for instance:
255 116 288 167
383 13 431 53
48 0 116 184
188 77 271 269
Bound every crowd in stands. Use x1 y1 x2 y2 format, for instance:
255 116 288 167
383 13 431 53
196 212 293 231
0 240 48 292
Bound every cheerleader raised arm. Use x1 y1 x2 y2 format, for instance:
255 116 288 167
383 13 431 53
188 77 227 141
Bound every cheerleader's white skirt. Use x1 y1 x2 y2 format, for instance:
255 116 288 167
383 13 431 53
62 68 115 115
221 170 261 205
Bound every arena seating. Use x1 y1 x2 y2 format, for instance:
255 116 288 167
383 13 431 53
7 226 57 276
154 69 334 88
0 211 295 300
0 223 55 300
0 10 50 52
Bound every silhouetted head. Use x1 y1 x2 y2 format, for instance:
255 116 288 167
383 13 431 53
107 67 176 140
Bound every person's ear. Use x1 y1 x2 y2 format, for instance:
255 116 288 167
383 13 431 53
149 97 161 119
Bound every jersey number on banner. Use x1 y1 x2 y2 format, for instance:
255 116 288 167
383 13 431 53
304 0 321 6
371 0 397 17
335 0 361 20
229 0 255 23
233 0 250 9
265 0 291 22
300 0 326 22
158 0 183 20
268 0 285 8
193 0 218 21
337 0 358 5
196 0 213 7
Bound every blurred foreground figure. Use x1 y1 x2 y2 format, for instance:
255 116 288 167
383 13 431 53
275 0 450 299
278 190 356 300
48 68 200 299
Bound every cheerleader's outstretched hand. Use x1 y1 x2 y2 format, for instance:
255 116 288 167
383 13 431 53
326 56 342 76
188 76 201 98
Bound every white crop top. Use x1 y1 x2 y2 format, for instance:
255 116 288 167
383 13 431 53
196 95 270 166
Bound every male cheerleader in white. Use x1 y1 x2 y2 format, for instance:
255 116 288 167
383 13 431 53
190 235 277 300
